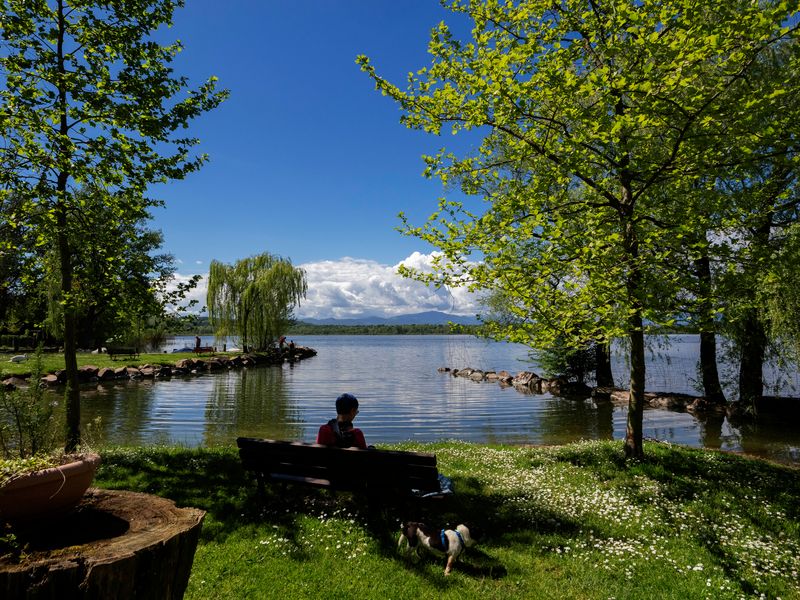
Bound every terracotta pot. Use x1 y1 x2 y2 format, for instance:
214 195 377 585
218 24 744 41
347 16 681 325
0 453 101 522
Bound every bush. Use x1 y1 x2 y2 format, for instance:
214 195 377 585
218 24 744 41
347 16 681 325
0 351 57 459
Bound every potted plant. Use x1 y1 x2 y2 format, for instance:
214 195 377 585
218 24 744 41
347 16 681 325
0 352 100 523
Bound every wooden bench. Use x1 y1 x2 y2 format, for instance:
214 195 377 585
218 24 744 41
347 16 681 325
236 437 444 503
107 347 139 361
194 346 215 354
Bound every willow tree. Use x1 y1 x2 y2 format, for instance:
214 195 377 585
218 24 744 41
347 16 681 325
0 0 227 451
359 0 799 458
207 253 307 352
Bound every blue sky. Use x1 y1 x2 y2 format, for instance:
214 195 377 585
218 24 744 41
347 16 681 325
152 1 481 319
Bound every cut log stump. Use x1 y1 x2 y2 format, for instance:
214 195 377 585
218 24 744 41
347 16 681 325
0 489 205 600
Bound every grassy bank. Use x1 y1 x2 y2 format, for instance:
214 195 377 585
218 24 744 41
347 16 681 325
0 350 233 379
93 441 800 599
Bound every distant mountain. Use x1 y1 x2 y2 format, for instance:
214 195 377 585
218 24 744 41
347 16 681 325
298 311 479 326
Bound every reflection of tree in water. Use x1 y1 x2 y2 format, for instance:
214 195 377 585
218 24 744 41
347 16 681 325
696 413 724 449
730 415 800 464
81 381 157 446
531 396 615 446
204 366 303 445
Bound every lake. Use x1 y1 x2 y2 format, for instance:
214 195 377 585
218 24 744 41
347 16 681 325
74 334 800 465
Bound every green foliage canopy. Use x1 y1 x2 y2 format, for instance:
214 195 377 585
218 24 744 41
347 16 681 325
0 0 227 450
359 0 799 457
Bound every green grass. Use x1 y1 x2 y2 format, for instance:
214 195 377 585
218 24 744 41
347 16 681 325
0 350 231 379
92 441 800 600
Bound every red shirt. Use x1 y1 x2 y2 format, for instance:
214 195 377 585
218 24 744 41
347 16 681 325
316 422 367 449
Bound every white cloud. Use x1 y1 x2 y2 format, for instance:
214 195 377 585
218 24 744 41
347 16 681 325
164 272 208 313
168 252 482 320
296 254 480 319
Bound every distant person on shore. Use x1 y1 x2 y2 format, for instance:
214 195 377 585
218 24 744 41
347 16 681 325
278 335 286 350
316 393 368 449
195 335 201 350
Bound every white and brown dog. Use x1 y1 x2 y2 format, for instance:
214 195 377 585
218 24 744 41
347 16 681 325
398 521 476 575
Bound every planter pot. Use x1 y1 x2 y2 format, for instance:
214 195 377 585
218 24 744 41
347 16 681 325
0 453 101 522
0 489 204 599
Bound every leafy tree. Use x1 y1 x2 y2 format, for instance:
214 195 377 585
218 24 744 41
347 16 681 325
0 192 47 333
40 186 199 350
0 0 227 451
716 152 800 403
762 224 800 363
207 253 307 352
687 37 800 405
360 0 799 457
481 287 614 386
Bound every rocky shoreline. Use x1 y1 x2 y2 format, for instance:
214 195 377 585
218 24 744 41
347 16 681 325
439 366 800 420
1 346 317 390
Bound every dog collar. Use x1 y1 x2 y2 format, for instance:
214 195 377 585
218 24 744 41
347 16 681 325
440 530 448 549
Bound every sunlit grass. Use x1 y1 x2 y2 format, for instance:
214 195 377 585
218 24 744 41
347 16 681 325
94 441 800 599
0 350 237 379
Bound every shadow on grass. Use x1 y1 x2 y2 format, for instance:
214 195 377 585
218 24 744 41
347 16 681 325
95 446 577 580
96 441 800 588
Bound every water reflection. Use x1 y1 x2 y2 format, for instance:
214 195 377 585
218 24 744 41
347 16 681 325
50 335 800 466
203 367 303 444
532 397 615 445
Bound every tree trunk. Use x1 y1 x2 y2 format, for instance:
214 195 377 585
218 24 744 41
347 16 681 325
699 330 725 404
620 192 645 459
594 342 614 387
737 215 771 407
0 489 204 600
57 206 81 453
625 321 646 460
616 123 645 460
738 308 766 405
56 2 80 453
694 249 725 404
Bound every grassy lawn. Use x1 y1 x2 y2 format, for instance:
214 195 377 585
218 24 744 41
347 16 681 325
0 351 230 379
94 440 800 600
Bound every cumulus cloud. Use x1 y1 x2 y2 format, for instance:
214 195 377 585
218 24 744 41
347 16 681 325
164 272 209 313
296 253 481 319
167 252 483 320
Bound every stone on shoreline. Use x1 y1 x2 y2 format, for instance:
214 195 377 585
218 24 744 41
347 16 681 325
2 347 318 391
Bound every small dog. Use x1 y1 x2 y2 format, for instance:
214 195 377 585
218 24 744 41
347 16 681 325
398 521 476 575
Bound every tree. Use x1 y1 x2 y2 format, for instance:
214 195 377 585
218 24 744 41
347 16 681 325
0 0 227 451
40 186 199 351
481 287 614 386
360 0 799 457
207 253 307 352
0 192 47 333
716 152 800 403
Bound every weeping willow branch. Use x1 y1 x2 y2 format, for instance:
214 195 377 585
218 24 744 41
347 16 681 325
206 253 307 352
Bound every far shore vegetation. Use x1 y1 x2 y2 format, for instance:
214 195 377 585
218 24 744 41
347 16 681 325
175 317 700 337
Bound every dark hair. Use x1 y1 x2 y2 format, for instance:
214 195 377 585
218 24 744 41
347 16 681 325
335 393 359 415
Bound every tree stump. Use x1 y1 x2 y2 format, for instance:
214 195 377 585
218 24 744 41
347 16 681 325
1 489 205 599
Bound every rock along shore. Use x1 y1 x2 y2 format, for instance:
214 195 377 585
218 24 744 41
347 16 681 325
438 366 799 421
2 346 317 390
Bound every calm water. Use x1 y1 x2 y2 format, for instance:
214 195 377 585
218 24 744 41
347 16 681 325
72 335 800 464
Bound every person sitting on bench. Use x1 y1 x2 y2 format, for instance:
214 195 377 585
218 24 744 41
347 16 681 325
316 393 368 449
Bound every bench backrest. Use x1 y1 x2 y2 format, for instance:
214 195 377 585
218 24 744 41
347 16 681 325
236 437 441 495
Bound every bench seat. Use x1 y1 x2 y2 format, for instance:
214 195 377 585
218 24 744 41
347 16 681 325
107 347 139 360
236 437 444 501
